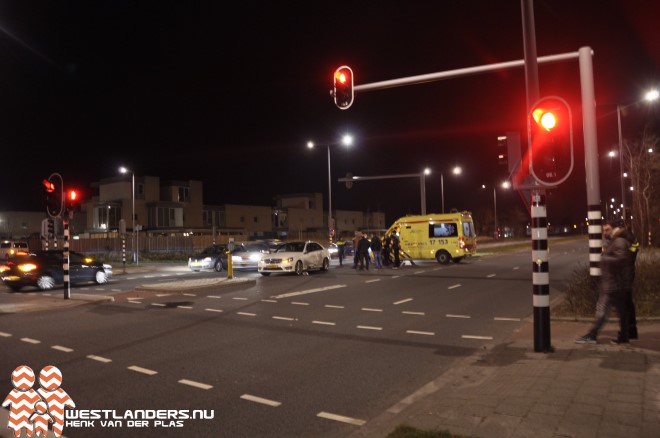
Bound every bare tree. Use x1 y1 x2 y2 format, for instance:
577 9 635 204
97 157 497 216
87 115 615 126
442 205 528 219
623 128 660 247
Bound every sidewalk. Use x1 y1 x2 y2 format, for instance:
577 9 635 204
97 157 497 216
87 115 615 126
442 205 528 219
350 319 660 438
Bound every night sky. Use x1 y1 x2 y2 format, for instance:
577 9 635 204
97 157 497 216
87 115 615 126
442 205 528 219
1 0 658 227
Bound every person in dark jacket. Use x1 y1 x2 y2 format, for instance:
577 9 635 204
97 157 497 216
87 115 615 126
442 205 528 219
336 239 346 267
370 234 383 269
357 233 371 270
575 221 631 344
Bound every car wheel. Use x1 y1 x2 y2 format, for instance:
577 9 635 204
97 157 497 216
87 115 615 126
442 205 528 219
295 260 304 275
37 275 56 290
436 250 451 265
260 272 271 276
321 258 330 271
95 270 109 284
214 260 224 272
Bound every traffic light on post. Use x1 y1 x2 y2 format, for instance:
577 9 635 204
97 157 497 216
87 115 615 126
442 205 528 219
333 65 354 110
43 173 63 218
528 96 574 185
65 189 79 216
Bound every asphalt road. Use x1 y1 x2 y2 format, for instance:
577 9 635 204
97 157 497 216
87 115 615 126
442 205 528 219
0 238 587 438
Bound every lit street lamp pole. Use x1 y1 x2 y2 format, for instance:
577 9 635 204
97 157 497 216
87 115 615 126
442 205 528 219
440 166 462 213
119 166 136 264
307 134 353 243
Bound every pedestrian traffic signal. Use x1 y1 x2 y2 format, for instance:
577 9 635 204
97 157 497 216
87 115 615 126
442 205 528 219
528 96 574 185
43 173 63 218
333 65 354 110
65 189 80 216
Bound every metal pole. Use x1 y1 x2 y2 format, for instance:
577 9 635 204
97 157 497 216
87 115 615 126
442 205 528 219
440 173 445 214
132 172 137 265
531 192 550 352
617 105 625 220
327 145 332 243
420 173 426 215
63 217 70 299
493 187 497 239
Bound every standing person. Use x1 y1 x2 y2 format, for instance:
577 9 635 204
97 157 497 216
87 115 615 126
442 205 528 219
352 231 362 269
391 231 401 268
575 221 631 345
357 233 371 270
336 238 346 267
620 219 640 339
382 233 391 266
370 234 383 269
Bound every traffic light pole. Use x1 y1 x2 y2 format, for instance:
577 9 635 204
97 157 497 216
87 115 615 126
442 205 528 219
338 171 429 215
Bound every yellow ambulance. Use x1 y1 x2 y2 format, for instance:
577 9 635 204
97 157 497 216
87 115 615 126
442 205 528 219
386 211 477 264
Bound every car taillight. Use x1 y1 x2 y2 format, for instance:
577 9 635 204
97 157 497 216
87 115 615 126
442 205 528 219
0 264 10 273
459 236 466 249
18 263 38 273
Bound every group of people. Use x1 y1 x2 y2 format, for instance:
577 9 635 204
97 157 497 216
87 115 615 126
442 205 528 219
575 218 639 345
335 231 401 270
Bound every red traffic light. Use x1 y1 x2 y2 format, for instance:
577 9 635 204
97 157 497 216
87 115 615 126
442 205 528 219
43 179 55 192
68 190 78 201
528 96 574 186
333 65 354 110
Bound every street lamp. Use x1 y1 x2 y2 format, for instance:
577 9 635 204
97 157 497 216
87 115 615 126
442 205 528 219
421 168 431 215
483 181 510 239
440 166 462 214
119 166 136 264
615 88 658 221
307 134 353 243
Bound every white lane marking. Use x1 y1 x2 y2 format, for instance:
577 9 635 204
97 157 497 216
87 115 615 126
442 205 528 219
155 293 172 297
324 304 344 309
393 298 413 305
312 320 336 326
272 316 295 321
365 279 381 283
177 305 193 309
406 330 435 336
183 293 196 297
271 284 347 299
236 312 256 317
448 284 462 289
0 332 12 337
261 299 277 303
414 270 424 274
144 275 158 279
513 266 520 270
209 295 222 299
233 297 248 301
87 355 112 363
128 365 158 375
361 308 383 312
128 300 142 304
205 308 223 313
446 314 471 319
291 301 309 306
391 275 401 278
178 379 213 390
111 289 122 292
462 335 494 340
402 311 425 316
240 394 282 407
487 274 496 278
317 411 366 426
494 317 521 321
21 338 40 344
357 325 382 331
51 345 73 353
151 303 166 307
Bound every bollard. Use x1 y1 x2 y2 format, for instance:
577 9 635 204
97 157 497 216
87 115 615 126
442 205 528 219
226 250 233 279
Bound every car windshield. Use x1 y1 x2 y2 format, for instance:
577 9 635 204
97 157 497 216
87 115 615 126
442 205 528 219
277 242 305 253
200 246 225 255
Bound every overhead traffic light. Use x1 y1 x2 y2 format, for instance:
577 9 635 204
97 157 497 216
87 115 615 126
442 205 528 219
43 173 63 218
333 65 354 110
528 96 574 186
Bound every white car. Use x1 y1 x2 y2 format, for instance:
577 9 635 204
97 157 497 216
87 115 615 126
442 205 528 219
258 240 330 276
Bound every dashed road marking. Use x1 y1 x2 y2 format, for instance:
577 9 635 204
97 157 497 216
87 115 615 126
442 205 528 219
406 330 434 336
205 308 223 313
324 304 344 309
292 301 309 306
240 394 281 407
233 297 248 301
178 379 213 390
183 293 196 297
209 295 222 299
494 317 521 321
273 316 295 321
317 411 366 426
177 305 193 309
261 299 277 303
462 335 493 340
361 308 383 312
237 312 256 317
128 365 158 375
87 355 112 363
271 284 347 299
393 298 413 305
21 338 40 344
151 303 166 307
446 314 470 319
0 332 11 337
448 284 462 289
365 278 381 283
402 311 425 316
312 320 336 326
357 325 382 331
51 345 73 353
486 274 496 278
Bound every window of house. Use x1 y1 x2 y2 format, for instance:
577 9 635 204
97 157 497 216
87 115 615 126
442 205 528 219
178 187 189 202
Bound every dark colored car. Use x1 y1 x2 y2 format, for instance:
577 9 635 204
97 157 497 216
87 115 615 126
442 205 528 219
0 250 113 292
188 244 229 272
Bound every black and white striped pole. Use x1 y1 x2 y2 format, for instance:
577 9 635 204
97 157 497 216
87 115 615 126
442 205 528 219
63 216 71 300
531 191 550 352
